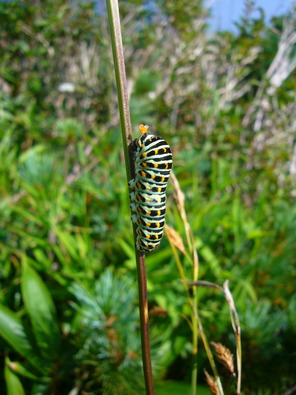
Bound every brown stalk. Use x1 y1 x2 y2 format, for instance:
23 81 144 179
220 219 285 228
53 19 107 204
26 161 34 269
105 0 154 393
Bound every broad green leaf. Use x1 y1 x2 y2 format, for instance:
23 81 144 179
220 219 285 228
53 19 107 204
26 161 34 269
5 358 25 395
21 260 60 361
0 305 42 372
5 357 50 382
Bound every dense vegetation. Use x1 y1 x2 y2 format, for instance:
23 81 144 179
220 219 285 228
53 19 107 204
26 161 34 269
0 0 295 394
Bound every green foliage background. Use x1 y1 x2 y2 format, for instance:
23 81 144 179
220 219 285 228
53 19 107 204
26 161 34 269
0 0 295 394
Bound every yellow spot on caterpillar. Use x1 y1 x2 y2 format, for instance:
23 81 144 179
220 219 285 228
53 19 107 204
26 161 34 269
141 153 147 158
154 149 159 155
147 222 151 227
165 163 169 169
147 234 151 239
151 175 156 179
146 186 151 190
137 182 141 188
142 163 147 167
147 211 151 215
154 163 158 168
155 235 159 240
141 171 146 177
157 210 161 216
161 177 165 182
158 187 162 192
163 148 167 153
156 223 160 228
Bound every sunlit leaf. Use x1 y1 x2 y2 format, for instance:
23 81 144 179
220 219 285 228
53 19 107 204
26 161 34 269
4 358 25 395
0 306 42 372
21 260 60 361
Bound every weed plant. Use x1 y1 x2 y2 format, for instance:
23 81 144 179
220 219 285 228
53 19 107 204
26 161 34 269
0 1 295 394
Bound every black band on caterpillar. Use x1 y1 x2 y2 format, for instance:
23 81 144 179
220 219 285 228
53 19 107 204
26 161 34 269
129 124 173 253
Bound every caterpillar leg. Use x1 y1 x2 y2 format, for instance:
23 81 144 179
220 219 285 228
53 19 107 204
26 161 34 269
129 192 136 202
130 203 137 212
128 179 136 188
131 214 138 224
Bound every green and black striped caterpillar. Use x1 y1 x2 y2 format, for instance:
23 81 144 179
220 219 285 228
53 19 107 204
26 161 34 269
129 124 173 253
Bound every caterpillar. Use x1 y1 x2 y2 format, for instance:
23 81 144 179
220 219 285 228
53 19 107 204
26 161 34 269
129 124 173 253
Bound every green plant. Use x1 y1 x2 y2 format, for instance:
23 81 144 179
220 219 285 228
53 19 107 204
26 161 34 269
0 0 295 393
70 269 144 394
0 260 64 394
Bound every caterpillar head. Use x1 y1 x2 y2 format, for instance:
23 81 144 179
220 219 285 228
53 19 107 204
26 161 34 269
139 124 149 134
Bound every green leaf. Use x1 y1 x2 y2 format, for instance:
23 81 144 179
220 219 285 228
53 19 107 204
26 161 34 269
10 205 46 227
0 306 42 372
5 357 50 382
54 227 81 261
8 226 50 248
21 260 60 361
5 358 25 395
196 238 222 278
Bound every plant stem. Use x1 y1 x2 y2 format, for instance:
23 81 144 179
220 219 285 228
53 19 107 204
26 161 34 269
105 0 133 176
197 316 224 395
105 1 154 393
137 252 155 395
191 317 198 395
223 281 242 395
191 231 199 395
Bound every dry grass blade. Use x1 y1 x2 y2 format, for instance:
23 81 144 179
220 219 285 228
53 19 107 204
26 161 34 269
165 225 186 254
170 171 185 212
170 171 198 272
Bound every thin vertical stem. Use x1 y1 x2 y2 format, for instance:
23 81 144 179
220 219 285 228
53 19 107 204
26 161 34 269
105 0 133 176
223 281 242 395
105 1 154 393
191 231 199 395
137 252 155 395
191 299 198 395
196 316 224 395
